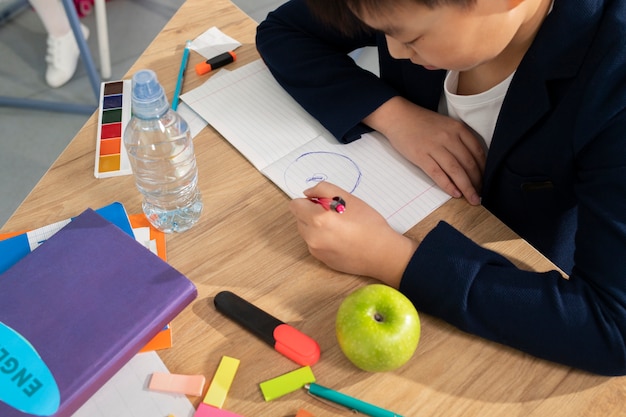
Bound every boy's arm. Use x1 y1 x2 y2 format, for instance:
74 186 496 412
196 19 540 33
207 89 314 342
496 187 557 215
256 0 398 142
401 220 626 376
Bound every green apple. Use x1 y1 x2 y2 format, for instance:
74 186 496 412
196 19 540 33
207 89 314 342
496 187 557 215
335 284 420 372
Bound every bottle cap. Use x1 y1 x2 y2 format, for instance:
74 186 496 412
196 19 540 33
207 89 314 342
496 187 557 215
131 69 169 119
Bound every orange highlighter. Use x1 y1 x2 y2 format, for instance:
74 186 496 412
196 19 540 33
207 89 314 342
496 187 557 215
195 51 237 75
214 291 321 366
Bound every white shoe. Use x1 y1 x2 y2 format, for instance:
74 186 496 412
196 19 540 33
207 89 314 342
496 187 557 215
45 23 90 88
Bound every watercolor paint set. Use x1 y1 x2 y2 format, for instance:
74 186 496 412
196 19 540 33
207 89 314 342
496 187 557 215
94 79 133 178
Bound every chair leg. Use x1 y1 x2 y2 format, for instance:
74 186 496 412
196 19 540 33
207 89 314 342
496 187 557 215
0 0 101 114
60 0 101 101
0 96 95 114
94 0 111 79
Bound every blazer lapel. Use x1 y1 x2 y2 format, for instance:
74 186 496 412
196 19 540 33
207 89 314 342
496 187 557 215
481 0 602 195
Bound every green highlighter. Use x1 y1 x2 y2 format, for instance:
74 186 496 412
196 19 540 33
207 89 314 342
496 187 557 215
259 366 316 401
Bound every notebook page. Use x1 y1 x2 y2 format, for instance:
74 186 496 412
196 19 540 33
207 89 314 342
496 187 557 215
71 352 195 417
183 59 450 233
262 131 449 233
181 60 325 170
26 218 72 251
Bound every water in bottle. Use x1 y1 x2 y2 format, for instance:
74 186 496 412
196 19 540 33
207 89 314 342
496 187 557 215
123 69 203 233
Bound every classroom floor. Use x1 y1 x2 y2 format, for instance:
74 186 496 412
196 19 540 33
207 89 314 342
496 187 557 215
0 0 284 227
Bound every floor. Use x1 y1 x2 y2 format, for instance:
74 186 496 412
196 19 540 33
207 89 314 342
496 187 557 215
0 0 286 227
0 0 379 227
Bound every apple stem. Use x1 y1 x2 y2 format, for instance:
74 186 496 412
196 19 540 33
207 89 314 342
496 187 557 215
374 313 384 322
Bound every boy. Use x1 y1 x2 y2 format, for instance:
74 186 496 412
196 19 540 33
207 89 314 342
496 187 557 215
256 0 626 375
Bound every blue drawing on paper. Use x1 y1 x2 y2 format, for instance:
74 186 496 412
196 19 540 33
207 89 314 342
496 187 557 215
283 151 362 196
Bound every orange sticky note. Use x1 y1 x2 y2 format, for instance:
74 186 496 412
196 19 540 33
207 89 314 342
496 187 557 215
295 409 315 417
149 372 206 396
139 324 173 352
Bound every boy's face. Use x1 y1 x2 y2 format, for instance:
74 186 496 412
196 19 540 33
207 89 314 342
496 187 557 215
354 0 526 72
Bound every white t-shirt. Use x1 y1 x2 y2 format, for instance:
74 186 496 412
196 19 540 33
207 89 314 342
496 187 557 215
442 70 515 150
439 1 553 150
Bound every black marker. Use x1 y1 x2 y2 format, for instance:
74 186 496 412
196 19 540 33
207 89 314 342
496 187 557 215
214 290 320 366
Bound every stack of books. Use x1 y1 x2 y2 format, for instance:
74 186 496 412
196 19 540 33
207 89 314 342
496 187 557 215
0 203 197 417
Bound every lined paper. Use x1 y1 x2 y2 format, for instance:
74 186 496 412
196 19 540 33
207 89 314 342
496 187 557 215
182 60 449 233
72 352 195 417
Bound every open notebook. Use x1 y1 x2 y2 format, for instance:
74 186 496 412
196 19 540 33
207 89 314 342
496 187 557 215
181 59 449 233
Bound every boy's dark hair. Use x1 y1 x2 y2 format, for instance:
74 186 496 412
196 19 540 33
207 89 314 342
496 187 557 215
306 0 476 36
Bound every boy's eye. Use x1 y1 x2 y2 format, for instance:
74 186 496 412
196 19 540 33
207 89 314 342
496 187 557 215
403 37 420 48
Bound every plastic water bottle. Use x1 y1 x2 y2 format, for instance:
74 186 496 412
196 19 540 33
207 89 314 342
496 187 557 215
123 69 203 233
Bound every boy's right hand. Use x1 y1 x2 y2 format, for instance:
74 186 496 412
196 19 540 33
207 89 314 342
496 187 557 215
364 96 486 205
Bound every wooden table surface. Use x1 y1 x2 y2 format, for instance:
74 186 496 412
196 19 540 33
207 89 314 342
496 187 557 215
2 1 624 416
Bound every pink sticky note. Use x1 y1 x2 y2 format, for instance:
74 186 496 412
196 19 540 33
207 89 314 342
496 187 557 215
193 403 246 417
149 372 206 396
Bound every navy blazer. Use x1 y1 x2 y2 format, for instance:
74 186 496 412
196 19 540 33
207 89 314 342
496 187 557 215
257 0 626 375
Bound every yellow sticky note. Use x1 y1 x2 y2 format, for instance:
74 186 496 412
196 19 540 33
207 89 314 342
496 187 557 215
203 356 240 408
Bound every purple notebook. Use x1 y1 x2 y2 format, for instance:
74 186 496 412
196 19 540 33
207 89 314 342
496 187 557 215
0 209 197 417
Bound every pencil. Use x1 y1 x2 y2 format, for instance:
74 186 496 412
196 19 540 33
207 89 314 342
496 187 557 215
172 40 192 111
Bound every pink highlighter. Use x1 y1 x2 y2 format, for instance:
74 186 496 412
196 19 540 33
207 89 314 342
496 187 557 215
310 196 346 214
214 291 321 366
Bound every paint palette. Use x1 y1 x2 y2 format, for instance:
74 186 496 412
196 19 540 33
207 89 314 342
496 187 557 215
94 79 133 178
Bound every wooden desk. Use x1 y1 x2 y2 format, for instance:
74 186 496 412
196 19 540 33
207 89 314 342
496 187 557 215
2 1 623 416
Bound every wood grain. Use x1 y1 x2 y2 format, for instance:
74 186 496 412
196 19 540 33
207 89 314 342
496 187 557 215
2 1 622 416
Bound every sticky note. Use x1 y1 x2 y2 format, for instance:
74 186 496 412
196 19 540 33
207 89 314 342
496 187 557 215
149 372 206 396
259 366 316 401
295 409 315 417
193 402 245 417
140 324 173 352
203 356 240 408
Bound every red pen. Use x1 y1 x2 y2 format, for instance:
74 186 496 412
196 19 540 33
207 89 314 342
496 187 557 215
310 196 346 214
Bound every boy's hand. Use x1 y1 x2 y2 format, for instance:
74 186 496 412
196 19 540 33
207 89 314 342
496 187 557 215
364 96 486 205
289 182 418 288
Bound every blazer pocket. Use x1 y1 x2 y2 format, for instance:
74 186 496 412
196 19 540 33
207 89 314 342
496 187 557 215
521 180 554 192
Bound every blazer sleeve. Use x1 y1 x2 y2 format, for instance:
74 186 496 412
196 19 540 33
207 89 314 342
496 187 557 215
256 0 399 142
401 214 626 376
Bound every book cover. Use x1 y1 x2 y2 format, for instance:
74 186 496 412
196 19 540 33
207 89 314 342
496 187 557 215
0 209 197 417
0 201 135 275
0 207 172 353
